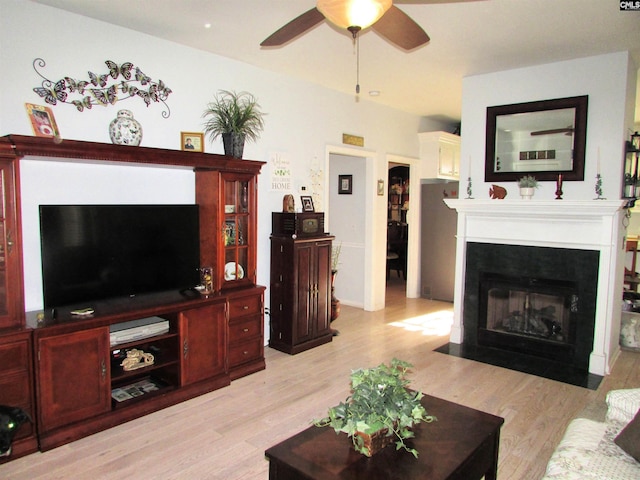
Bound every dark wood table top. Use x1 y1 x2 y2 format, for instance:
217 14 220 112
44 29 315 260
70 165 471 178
265 394 504 480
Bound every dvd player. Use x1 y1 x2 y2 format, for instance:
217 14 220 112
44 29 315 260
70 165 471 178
109 316 169 346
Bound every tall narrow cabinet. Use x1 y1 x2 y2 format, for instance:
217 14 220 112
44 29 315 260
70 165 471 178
269 235 334 354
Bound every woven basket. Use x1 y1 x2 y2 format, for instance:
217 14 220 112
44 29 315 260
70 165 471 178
354 427 395 457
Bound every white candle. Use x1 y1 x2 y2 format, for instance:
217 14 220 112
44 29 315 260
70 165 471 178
597 147 601 175
468 155 471 179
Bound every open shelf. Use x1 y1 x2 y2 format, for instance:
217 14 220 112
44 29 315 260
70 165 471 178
111 376 174 409
110 329 180 383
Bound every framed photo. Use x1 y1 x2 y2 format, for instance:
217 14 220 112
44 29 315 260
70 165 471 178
301 195 314 212
223 220 236 246
181 132 204 152
25 103 59 138
338 174 353 195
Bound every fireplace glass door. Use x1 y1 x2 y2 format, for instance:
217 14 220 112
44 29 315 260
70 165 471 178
486 288 574 344
479 273 578 358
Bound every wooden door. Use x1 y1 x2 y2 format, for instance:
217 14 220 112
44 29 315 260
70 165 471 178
180 303 227 385
293 242 313 344
0 330 36 459
36 327 111 432
314 240 332 338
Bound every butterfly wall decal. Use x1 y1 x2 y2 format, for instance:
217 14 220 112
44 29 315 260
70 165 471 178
33 79 67 105
32 58 172 117
105 60 133 80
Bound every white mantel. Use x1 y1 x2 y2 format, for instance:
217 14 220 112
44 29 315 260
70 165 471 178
444 199 627 376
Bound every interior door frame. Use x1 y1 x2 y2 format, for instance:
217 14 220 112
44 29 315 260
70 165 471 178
324 145 419 311
387 154 420 301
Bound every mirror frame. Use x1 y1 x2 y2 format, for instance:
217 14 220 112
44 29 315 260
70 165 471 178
485 95 588 182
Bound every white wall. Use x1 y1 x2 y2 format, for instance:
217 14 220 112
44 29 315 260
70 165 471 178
460 52 637 200
0 0 425 315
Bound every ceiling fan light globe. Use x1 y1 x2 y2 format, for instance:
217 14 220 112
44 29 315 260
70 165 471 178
317 0 392 29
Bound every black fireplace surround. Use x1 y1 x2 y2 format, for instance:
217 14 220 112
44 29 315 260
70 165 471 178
464 242 600 372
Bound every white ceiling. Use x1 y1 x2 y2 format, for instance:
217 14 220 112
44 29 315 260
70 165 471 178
32 0 640 124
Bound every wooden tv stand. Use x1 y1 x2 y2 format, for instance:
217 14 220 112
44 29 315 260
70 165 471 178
27 288 264 451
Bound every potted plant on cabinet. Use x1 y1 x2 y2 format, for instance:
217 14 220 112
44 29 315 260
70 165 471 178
314 358 436 458
202 90 265 158
518 175 539 199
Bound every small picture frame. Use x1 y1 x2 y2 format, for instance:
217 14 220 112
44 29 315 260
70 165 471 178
338 174 353 195
25 103 59 138
181 132 204 152
301 195 314 212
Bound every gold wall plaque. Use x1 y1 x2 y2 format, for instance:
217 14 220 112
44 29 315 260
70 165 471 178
342 134 364 147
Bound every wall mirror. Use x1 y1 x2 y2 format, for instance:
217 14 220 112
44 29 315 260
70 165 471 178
485 95 588 182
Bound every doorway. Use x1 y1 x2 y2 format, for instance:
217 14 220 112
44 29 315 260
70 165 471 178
325 147 420 311
328 153 367 309
387 164 409 295
385 154 420 304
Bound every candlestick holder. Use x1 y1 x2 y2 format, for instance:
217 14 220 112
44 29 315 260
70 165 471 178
594 174 606 200
555 174 563 200
465 177 474 199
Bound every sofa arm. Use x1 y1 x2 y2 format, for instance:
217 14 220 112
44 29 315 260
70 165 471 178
606 388 640 424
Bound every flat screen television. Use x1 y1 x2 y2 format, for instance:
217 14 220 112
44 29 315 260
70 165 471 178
39 204 201 309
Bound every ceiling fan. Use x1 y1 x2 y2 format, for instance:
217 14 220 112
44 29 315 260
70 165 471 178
530 127 575 136
261 0 442 51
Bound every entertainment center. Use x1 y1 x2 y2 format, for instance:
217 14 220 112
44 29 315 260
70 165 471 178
0 134 266 459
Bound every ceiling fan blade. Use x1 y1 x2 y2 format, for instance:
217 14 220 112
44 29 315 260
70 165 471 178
260 8 326 47
530 128 574 136
372 5 430 50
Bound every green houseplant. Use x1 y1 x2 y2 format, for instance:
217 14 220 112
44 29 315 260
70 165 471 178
202 90 265 158
518 175 539 199
314 358 436 458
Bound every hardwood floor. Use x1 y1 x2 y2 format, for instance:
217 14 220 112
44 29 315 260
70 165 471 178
2 279 639 479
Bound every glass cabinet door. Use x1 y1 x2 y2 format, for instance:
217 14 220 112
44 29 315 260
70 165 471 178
0 166 7 318
0 161 21 329
220 174 256 289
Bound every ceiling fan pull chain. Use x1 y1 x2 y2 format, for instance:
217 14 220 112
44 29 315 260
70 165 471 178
355 31 360 94
347 25 362 95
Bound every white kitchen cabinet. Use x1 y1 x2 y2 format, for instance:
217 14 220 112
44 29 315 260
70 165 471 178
419 131 461 180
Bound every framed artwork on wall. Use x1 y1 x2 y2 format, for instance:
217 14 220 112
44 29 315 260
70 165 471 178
338 174 352 194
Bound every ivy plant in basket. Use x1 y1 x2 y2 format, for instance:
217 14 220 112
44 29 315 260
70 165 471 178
314 358 436 458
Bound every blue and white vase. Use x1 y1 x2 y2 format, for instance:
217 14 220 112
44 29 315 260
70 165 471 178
109 110 142 146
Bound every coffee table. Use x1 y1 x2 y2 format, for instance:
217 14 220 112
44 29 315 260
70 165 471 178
265 395 504 480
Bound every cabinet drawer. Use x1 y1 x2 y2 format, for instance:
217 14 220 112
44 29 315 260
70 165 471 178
228 338 262 367
228 294 261 318
0 339 29 375
229 316 261 343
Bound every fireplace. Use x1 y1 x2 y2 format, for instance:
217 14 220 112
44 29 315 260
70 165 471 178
443 199 626 378
464 242 599 371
